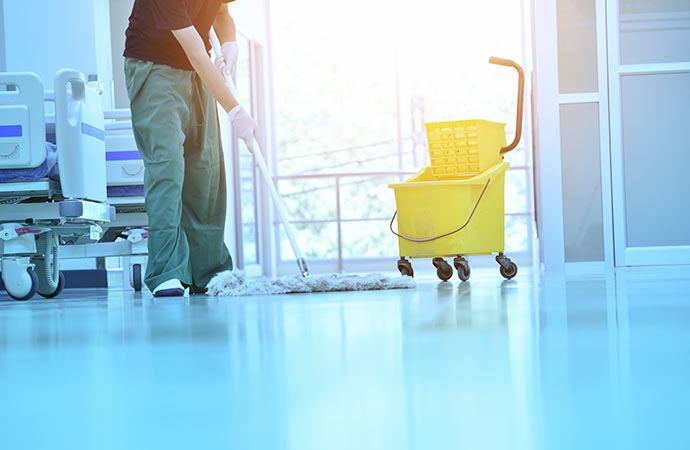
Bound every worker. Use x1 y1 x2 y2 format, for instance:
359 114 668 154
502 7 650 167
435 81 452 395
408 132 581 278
123 0 255 297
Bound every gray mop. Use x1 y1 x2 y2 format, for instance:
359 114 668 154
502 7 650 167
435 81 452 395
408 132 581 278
207 271 415 297
207 31 415 296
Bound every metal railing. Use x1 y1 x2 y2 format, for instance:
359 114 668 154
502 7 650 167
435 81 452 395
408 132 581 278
278 138 403 163
273 171 413 271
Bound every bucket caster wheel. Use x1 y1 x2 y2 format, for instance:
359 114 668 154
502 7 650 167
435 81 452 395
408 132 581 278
132 264 143 292
397 258 414 278
496 254 518 280
432 258 453 282
453 256 471 282
500 263 518 280
5 268 39 301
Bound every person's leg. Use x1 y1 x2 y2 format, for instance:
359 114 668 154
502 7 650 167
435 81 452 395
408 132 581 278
124 58 194 292
181 73 233 291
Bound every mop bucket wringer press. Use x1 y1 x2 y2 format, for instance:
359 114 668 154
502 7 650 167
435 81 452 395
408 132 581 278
389 57 524 281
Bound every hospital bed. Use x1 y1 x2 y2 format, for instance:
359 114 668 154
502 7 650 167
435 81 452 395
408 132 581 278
0 69 114 300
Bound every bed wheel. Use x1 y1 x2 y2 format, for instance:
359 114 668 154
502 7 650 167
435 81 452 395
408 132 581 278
132 264 143 292
34 232 64 298
2 263 39 301
38 271 65 299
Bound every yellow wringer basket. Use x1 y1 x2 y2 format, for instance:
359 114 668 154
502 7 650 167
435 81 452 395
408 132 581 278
389 57 524 282
426 119 506 178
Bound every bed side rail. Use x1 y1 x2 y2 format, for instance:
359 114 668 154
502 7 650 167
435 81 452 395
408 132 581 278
54 69 107 202
0 72 47 169
102 109 145 188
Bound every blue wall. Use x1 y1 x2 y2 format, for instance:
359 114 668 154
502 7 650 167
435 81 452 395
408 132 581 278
2 0 113 108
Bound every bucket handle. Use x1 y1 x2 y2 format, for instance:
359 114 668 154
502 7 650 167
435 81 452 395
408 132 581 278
489 57 524 154
389 178 491 242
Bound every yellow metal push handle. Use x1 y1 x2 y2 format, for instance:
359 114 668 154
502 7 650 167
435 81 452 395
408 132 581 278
489 57 524 154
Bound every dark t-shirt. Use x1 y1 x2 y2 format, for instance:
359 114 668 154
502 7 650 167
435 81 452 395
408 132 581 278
124 0 234 71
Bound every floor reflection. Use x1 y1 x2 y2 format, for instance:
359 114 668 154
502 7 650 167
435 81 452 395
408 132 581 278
0 268 689 449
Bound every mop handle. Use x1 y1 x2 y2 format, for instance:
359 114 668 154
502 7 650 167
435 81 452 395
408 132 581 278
210 29 309 277
250 135 310 277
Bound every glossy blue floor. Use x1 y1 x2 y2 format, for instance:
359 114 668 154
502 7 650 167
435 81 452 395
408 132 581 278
1 267 689 449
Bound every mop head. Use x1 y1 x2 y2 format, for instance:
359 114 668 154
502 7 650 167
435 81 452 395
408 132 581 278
207 270 416 297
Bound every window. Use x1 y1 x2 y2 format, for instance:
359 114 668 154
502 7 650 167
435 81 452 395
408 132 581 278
270 0 533 273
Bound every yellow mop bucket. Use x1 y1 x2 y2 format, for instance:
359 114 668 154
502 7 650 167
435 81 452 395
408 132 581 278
389 161 508 256
389 57 524 282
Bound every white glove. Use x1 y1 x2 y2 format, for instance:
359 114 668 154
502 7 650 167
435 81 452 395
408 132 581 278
214 41 239 79
227 104 258 145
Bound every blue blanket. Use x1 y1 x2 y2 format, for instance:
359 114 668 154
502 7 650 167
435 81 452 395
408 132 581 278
0 143 59 182
107 185 145 197
0 143 145 198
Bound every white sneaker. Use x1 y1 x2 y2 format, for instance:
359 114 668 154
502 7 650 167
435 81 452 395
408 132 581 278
153 279 185 297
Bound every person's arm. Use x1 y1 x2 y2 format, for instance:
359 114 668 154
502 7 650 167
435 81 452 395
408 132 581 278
213 3 236 43
171 26 237 112
172 24 256 143
213 3 239 79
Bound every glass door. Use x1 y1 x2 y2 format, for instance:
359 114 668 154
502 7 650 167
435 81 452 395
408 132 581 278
231 33 262 275
607 0 690 266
